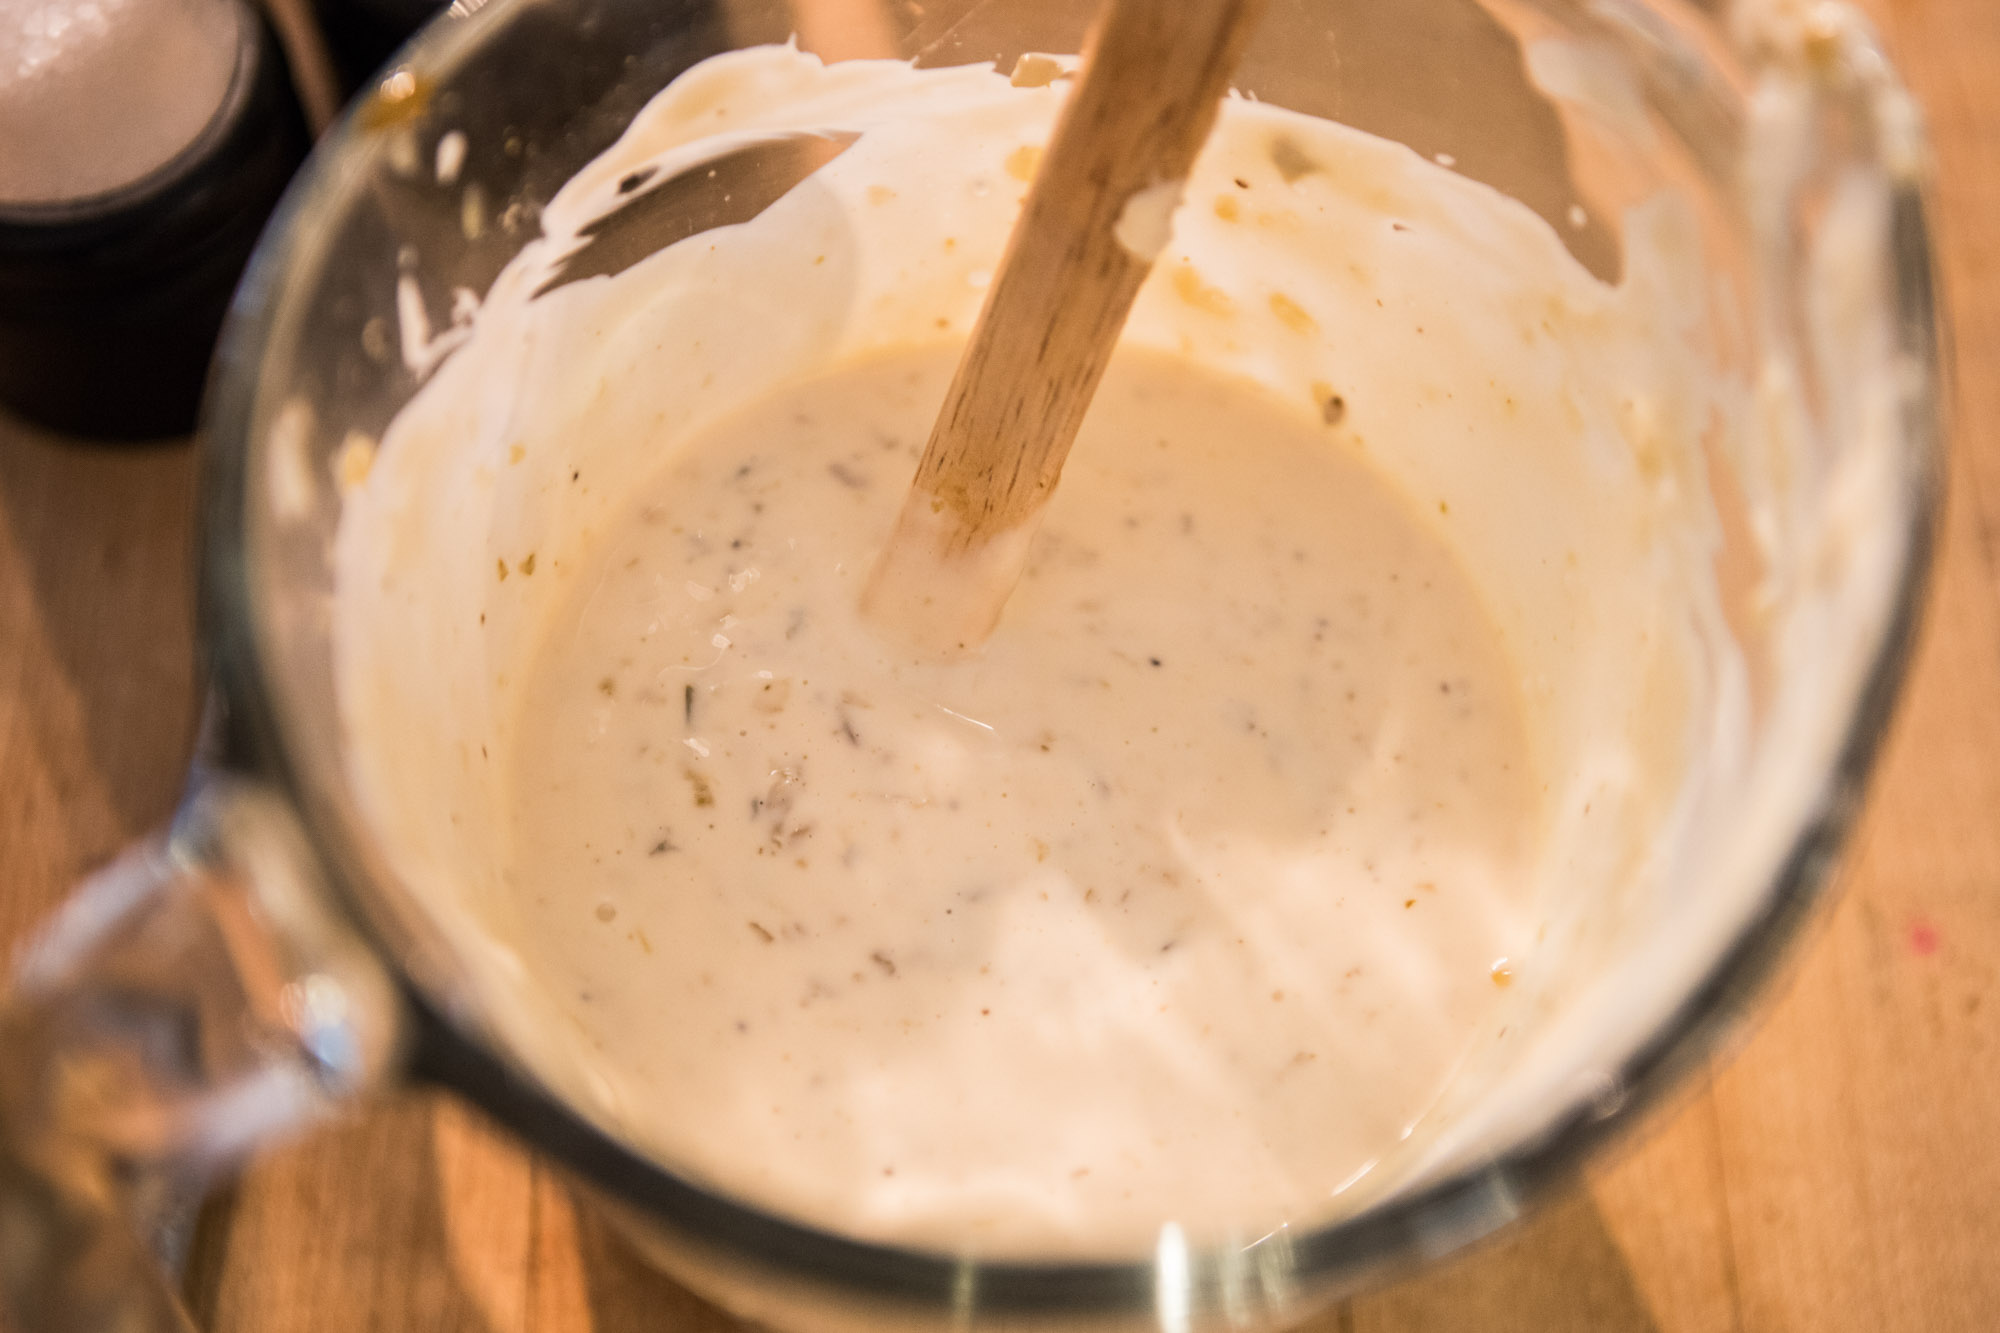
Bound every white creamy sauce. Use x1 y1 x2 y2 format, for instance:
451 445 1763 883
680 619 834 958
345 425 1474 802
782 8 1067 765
328 44 1909 1260
510 348 1535 1248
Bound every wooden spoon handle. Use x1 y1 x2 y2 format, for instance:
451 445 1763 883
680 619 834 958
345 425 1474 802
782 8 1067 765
864 0 1267 652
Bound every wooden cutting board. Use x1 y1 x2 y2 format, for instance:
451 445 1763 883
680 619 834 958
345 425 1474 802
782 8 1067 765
1 0 1994 1326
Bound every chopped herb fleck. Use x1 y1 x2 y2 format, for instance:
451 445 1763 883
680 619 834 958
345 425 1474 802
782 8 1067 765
1309 380 1347 426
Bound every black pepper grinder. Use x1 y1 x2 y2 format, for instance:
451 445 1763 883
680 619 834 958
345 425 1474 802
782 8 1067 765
0 0 310 440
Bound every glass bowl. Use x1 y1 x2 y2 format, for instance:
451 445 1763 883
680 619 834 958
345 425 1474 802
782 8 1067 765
178 0 1943 1328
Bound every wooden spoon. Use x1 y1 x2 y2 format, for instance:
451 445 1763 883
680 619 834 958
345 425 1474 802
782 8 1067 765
862 0 1267 655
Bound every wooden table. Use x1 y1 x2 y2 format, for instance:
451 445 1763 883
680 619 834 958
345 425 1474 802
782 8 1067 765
2 2 1995 1327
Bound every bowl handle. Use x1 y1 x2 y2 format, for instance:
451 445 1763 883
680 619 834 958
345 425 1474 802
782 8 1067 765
0 777 403 1331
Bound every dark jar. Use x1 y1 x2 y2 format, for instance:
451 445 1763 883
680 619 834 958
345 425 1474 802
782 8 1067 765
0 7 309 441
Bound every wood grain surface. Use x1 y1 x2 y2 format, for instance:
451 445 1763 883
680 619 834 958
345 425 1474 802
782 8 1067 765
1 1 1995 1327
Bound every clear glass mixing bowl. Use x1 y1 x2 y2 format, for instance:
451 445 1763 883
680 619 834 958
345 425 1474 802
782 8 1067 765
0 1 1943 1330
